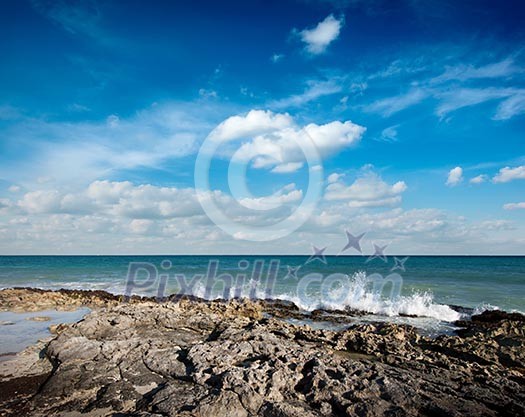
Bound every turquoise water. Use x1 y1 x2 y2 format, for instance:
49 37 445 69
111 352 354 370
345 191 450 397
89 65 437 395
0 256 523 320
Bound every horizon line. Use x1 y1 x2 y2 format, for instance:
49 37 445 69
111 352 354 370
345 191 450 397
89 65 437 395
0 254 524 257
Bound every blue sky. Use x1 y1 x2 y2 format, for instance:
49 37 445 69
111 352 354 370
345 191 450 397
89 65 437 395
0 0 524 254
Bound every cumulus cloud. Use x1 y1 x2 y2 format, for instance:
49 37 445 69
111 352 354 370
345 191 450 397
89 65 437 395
469 174 487 184
504 202 525 210
324 170 407 208
87 180 133 204
356 208 448 235
446 167 463 186
297 15 344 55
208 110 293 143
18 190 62 214
327 173 343 184
14 181 204 220
1 178 522 254
0 198 14 213
129 219 154 234
236 184 302 210
493 165 525 183
207 110 365 173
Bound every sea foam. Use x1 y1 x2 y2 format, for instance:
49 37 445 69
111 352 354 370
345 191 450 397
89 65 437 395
186 271 462 322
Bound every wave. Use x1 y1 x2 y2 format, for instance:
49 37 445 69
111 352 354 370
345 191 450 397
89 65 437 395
186 271 463 322
1 272 473 323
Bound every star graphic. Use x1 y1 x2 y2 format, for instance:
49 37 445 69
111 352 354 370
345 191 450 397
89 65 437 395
391 256 409 272
306 245 327 264
339 230 366 255
366 243 388 263
284 265 301 280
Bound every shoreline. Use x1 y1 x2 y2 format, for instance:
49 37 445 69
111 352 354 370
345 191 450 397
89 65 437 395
0 288 524 416
0 285 489 317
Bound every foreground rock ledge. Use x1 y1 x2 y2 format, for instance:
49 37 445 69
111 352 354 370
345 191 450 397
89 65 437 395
0 289 524 417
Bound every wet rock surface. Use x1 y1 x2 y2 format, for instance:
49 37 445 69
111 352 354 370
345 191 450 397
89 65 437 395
0 289 524 417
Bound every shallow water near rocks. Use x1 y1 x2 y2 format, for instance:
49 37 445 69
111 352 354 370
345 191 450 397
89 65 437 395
0 308 90 358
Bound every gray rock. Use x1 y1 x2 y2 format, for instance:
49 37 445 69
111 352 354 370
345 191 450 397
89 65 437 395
0 289 524 417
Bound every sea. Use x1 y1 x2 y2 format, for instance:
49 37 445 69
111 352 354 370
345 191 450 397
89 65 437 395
0 255 524 337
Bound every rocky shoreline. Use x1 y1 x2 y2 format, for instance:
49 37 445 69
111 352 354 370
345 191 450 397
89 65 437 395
0 288 524 417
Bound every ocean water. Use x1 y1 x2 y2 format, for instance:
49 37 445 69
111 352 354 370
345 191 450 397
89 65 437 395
0 256 523 331
0 308 90 356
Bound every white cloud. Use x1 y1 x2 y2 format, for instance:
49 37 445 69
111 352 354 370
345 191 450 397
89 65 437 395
493 165 525 183
366 86 525 120
207 110 365 173
430 58 521 84
298 15 344 55
208 110 292 143
8 185 21 193
0 101 220 187
324 170 407 208
236 185 302 210
87 180 133 204
436 88 515 117
446 167 463 186
494 92 525 120
14 181 204 220
474 219 515 231
363 55 525 121
271 162 304 173
106 114 120 127
504 202 525 210
109 184 203 219
18 190 62 214
1 178 523 254
269 78 343 109
327 173 343 184
129 219 154 234
469 174 487 184
0 198 14 213
379 125 399 142
365 88 429 117
303 120 365 157
356 208 448 235
271 53 284 63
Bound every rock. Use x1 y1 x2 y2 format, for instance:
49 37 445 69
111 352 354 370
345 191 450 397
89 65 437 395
0 288 524 417
471 310 525 323
48 323 68 334
26 316 51 322
0 288 124 312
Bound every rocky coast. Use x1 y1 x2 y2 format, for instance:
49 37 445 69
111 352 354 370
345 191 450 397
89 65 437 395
0 288 524 417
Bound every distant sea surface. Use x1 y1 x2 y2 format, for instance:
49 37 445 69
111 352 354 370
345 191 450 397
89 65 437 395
1 256 524 333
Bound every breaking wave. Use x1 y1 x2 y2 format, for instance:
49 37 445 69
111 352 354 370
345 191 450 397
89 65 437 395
2 271 466 323
187 271 462 322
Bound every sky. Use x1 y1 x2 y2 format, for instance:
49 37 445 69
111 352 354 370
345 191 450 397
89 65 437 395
0 0 524 255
